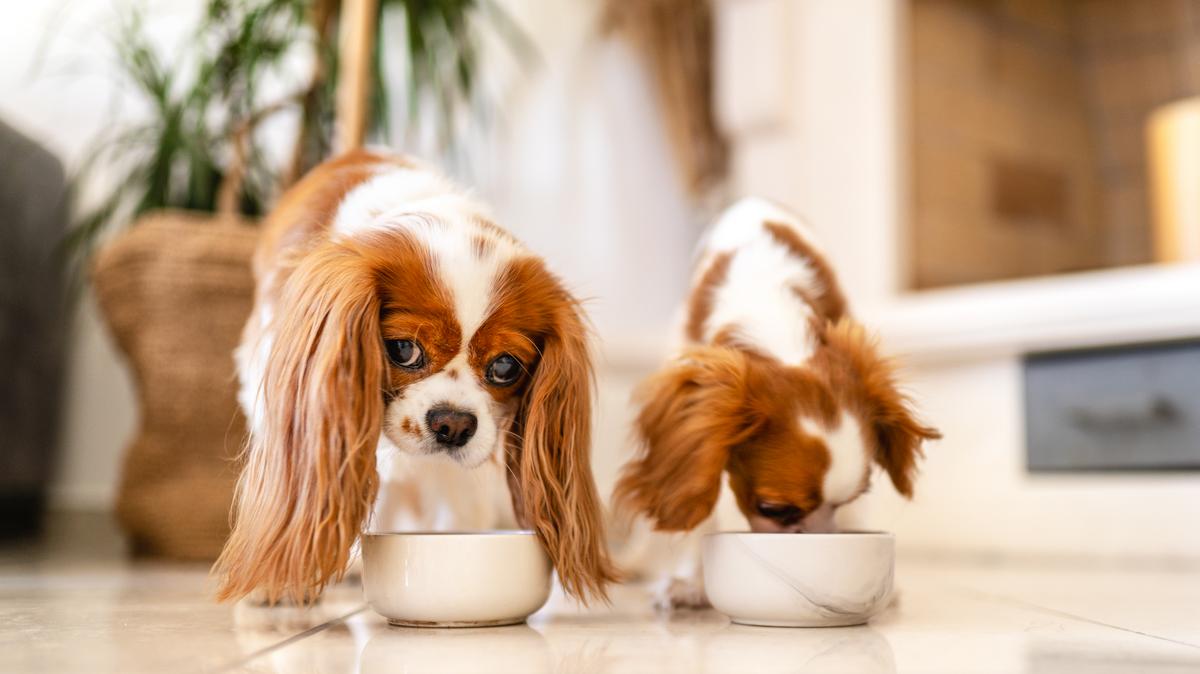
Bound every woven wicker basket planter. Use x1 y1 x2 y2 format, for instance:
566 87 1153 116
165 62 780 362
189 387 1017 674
92 211 258 560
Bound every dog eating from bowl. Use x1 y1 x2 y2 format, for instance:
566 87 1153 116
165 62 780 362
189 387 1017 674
615 198 940 610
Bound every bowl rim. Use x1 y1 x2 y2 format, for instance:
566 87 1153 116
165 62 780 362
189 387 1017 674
704 530 894 539
363 530 538 538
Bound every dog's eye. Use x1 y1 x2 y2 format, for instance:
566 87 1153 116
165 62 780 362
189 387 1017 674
756 501 803 524
486 354 521 386
386 339 424 369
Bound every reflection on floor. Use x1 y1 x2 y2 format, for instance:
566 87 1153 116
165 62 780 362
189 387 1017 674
2 512 1198 673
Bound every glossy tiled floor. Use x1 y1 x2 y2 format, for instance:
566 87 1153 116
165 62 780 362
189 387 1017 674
2 514 1199 673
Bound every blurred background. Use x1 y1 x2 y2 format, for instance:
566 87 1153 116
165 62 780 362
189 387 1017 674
2 0 1199 568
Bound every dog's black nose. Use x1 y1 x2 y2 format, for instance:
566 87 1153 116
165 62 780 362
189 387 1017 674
426 407 478 448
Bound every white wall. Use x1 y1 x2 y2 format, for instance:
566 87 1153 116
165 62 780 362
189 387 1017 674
0 1 207 509
717 0 904 307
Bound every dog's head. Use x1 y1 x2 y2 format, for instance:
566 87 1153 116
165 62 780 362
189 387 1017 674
216 179 614 604
615 319 940 534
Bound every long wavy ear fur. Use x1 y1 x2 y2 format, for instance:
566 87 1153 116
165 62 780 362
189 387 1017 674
506 287 618 604
818 318 941 498
615 346 765 531
214 243 383 604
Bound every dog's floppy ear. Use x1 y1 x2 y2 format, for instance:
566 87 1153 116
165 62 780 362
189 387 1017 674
505 276 617 604
818 319 941 498
615 346 764 531
215 242 383 604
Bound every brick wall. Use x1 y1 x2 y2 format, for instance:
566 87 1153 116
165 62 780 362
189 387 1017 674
910 0 1200 288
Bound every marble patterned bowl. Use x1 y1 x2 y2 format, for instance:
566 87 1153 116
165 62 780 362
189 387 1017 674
702 532 894 627
362 532 552 627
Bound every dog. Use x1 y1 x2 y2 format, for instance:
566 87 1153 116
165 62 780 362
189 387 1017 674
214 150 615 605
614 197 940 608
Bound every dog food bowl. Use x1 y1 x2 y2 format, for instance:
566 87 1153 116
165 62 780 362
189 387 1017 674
362 531 552 627
702 532 894 627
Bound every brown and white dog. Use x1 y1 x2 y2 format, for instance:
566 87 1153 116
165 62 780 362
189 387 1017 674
614 198 939 607
214 150 615 605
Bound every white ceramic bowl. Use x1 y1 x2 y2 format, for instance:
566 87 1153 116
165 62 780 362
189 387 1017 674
362 531 552 627
702 532 894 627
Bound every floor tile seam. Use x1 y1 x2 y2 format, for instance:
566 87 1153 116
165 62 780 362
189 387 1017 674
208 605 369 673
948 583 1200 652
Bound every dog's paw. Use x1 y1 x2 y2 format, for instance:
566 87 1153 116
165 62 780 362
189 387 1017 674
652 576 710 611
233 590 331 631
241 588 278 608
239 587 324 608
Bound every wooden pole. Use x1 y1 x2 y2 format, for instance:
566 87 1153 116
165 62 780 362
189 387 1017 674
336 0 378 151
